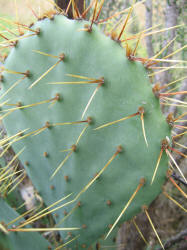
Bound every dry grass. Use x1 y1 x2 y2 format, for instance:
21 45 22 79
0 0 51 24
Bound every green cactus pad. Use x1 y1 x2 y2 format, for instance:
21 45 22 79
1 15 170 247
4 189 25 215
0 151 25 214
0 199 50 250
91 226 119 250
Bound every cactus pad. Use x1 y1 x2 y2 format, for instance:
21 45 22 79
1 15 171 247
0 199 50 250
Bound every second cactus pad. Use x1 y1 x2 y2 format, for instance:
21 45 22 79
1 15 170 247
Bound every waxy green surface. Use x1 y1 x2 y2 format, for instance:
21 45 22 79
0 199 50 250
1 15 170 247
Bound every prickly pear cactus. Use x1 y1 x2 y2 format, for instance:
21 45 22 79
0 12 172 248
91 226 119 249
0 199 50 250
